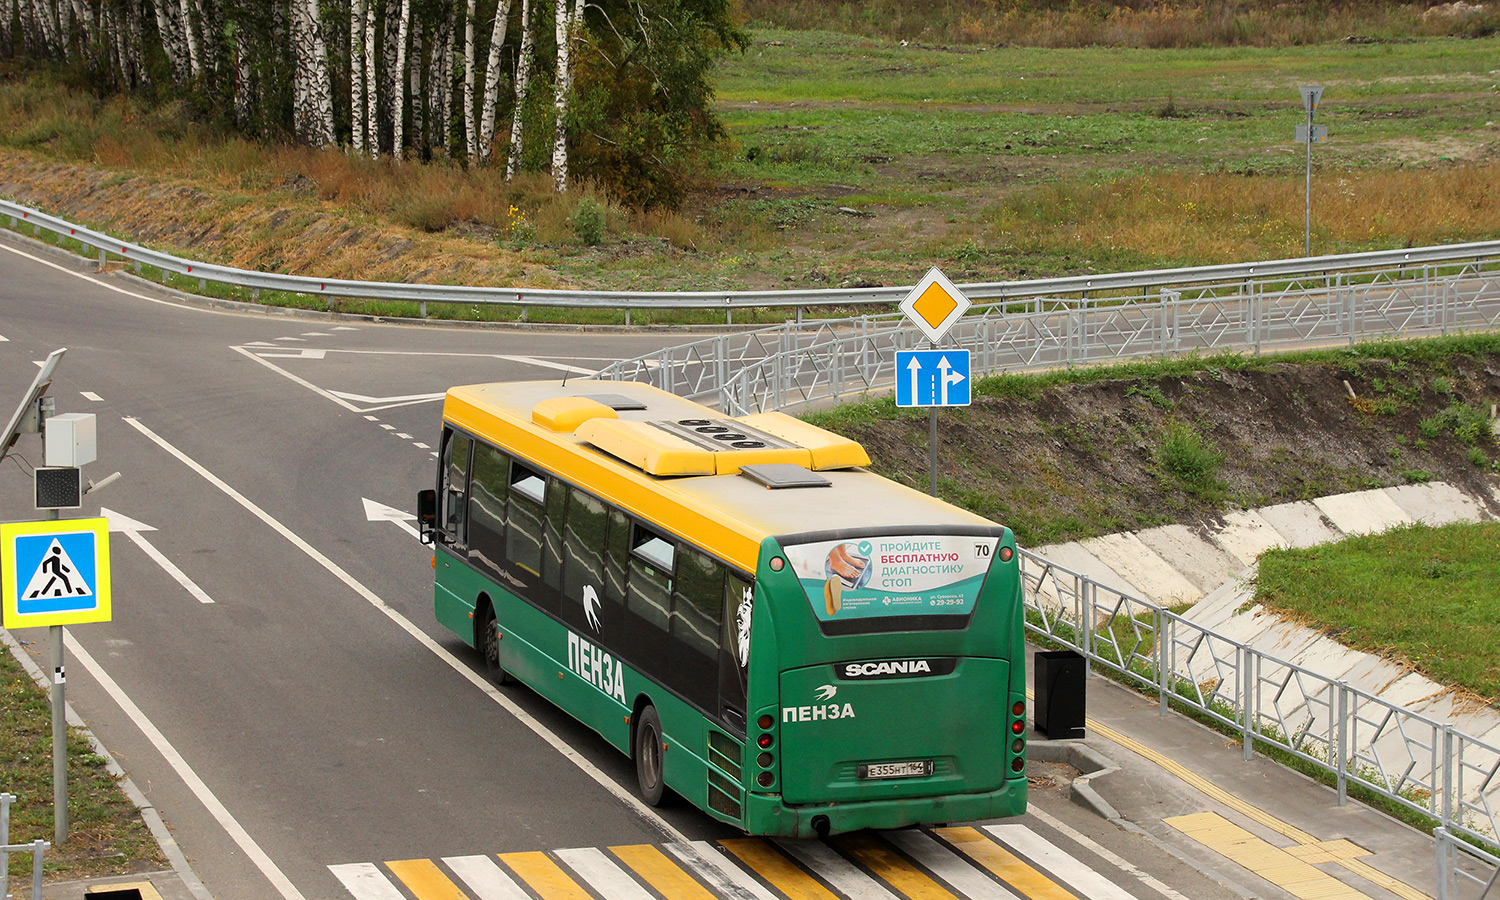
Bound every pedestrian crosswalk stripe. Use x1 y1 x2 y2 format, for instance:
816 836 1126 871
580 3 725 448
497 851 592 900
935 826 1080 900
331 824 1144 900
665 841 781 900
720 838 843 900
388 859 468 900
886 830 1025 900
614 843 719 900
443 855 530 900
985 825 1140 900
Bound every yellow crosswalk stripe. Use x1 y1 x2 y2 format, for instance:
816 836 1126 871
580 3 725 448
720 838 843 900
613 843 719 900
387 859 471 900
934 826 1081 900
831 833 961 900
498 850 594 900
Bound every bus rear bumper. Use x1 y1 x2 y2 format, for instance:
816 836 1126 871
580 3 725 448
744 779 1027 838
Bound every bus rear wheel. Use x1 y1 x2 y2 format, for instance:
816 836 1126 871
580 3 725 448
478 604 512 686
634 705 668 806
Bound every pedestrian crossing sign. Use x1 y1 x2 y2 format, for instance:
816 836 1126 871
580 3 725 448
2 517 111 627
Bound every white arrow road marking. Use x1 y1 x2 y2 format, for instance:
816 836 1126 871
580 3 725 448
362 498 422 541
332 390 445 405
253 349 327 360
101 508 215 604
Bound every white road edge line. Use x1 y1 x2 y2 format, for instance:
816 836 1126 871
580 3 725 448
0 238 204 309
63 633 308 900
120 415 687 844
1024 804 1193 900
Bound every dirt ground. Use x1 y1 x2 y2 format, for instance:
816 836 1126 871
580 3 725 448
839 350 1500 546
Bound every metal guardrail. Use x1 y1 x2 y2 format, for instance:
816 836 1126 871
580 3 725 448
592 256 1500 413
1 793 49 900
1019 548 1500 899
4 195 1500 319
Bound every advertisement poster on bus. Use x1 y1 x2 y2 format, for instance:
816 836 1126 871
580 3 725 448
782 535 998 622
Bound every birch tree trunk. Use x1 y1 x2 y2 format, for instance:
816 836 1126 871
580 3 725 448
392 0 411 161
364 0 378 155
550 0 583 192
1 0 15 56
505 0 534 180
153 0 187 81
477 0 511 163
232 18 251 128
178 0 201 79
294 0 335 147
462 0 477 163
350 0 367 156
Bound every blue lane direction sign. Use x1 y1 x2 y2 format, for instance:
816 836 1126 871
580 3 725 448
2 517 112 627
896 350 972 407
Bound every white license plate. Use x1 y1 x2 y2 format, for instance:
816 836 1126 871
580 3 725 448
859 760 934 780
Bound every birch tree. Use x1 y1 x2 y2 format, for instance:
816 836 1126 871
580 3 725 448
462 0 477 163
505 0 534 180
477 0 512 162
350 0 368 155
550 0 584 192
391 0 411 160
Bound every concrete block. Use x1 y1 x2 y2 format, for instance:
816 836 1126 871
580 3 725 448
1257 500 1342 549
1082 532 1203 607
1135 523 1244 595
1209 510 1283 566
1031 541 1146 601
1312 488 1413 536
1385 481 1487 526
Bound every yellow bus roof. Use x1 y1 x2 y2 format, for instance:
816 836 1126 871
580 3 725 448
443 381 999 570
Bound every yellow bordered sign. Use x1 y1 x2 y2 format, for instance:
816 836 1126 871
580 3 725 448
2 517 111 627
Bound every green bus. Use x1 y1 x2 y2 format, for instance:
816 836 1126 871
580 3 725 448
417 380 1027 838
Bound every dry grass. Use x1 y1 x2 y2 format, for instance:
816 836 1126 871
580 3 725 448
993 165 1500 264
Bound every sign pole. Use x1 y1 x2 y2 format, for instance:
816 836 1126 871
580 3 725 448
1304 102 1313 257
50 622 66 843
929 406 939 496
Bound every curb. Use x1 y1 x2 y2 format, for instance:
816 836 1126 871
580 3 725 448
0 627 215 900
1028 738 1123 821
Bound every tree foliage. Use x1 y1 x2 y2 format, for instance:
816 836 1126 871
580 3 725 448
0 0 746 207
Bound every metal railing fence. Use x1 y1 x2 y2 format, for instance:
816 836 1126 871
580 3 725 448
1020 549 1500 899
0 793 49 900
591 258 1500 414
4 196 1499 322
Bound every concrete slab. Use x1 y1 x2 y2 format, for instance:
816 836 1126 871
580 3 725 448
1082 532 1203 607
1312 487 1413 536
1030 540 1146 600
1385 481 1490 526
1181 576 1257 633
1208 509 1283 566
1257 500 1342 549
1135 523 1244 595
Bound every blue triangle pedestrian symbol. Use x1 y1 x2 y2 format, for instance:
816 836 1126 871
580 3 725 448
21 539 94 600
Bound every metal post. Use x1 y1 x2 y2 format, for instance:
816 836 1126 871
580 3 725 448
1434 826 1451 900
1156 608 1170 716
1441 725 1455 827
1 791 12 898
928 407 939 497
1305 102 1313 257
49 623 66 844
1336 681 1349 806
1242 648 1255 760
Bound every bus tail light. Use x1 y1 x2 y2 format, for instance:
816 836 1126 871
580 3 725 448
999 546 1014 562
757 734 773 749
754 708 777 790
1009 698 1026 772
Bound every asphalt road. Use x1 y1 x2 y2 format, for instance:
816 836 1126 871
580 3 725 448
0 232 1259 900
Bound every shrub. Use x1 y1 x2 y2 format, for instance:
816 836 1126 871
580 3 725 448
1157 420 1224 486
570 196 606 246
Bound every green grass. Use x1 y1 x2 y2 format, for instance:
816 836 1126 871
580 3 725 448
1 645 166 882
1256 521 1500 700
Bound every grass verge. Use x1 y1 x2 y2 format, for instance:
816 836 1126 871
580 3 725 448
1 641 166 882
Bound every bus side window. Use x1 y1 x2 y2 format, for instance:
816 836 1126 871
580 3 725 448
720 574 753 732
671 546 724 715
561 488 609 634
625 523 673 679
441 431 472 546
506 461 546 578
603 509 630 606
542 477 568 593
466 443 509 575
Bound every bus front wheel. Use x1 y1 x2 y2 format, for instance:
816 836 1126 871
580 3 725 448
634 705 668 806
478 604 512 686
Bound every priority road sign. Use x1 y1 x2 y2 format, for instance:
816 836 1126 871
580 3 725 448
900 268 971 344
2 518 111 627
896 349 972 407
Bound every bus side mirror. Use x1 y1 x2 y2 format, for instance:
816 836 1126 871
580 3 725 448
417 489 437 545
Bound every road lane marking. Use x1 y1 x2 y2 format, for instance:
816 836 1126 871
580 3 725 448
102 508 215 603
935 826 1078 900
555 847 657 900
65 634 308 900
985 824 1138 900
613 844 720 900
120 416 687 846
444 854 532 900
885 830 1025 900
330 863 406 900
387 858 471 900
831 831 958 900
499 851 594 899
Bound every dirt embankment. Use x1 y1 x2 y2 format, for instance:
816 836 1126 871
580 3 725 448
842 352 1500 546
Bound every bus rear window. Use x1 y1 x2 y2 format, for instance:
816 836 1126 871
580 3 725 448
781 535 999 631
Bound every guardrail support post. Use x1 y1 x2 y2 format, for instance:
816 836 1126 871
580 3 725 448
1156 608 1170 716
1336 680 1349 806
1 791 12 896
1242 648 1255 760
1435 826 1451 900
1441 724 1455 827
96 248 106 272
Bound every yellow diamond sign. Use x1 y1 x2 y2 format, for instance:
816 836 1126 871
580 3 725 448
900 267 970 344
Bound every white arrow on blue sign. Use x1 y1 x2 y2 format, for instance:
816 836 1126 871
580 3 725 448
896 349 972 407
